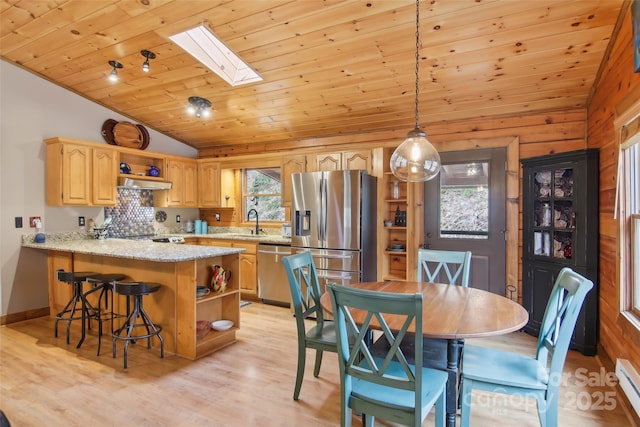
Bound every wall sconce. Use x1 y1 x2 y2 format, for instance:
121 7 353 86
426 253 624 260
108 60 123 82
140 50 155 72
187 96 212 118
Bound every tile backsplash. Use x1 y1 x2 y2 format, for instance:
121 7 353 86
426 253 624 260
105 188 155 237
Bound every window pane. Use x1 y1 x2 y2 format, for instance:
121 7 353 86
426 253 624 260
633 216 640 311
439 162 489 239
243 168 285 222
627 143 640 314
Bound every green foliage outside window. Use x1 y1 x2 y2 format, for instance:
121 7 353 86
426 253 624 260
243 168 285 221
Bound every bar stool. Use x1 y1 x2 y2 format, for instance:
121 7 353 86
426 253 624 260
85 273 127 356
54 270 99 348
112 281 165 368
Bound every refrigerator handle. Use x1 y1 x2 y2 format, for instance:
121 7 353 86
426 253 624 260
319 177 326 242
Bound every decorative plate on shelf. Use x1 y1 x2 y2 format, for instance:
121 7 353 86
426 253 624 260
101 119 150 150
155 210 167 222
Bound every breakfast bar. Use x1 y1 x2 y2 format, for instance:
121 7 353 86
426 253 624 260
23 235 245 360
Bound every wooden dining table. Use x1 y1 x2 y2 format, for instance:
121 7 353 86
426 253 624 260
320 281 529 427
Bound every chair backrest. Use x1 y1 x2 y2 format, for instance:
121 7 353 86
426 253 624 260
417 249 472 286
282 252 326 330
327 283 424 425
536 267 594 385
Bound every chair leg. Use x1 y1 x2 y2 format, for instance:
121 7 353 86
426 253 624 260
435 389 446 427
460 377 472 427
313 349 323 377
293 342 306 400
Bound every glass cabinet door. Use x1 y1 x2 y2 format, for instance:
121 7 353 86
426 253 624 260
532 167 574 259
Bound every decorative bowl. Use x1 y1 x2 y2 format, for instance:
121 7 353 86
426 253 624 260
211 319 234 331
196 320 210 339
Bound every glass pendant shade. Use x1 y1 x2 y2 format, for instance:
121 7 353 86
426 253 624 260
390 126 441 182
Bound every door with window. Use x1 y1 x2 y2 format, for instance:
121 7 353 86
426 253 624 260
423 148 506 295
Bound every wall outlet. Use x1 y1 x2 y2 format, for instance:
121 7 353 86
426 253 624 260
78 216 85 227
15 217 22 228
176 215 181 223
215 213 221 221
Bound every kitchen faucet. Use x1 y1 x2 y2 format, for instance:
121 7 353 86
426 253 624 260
247 208 260 235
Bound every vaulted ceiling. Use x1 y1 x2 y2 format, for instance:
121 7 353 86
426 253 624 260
0 0 625 151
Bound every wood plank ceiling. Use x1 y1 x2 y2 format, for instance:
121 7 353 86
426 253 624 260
0 0 625 151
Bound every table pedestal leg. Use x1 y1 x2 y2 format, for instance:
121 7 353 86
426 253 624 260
446 338 463 427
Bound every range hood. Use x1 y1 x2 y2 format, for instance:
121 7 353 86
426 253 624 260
118 177 172 190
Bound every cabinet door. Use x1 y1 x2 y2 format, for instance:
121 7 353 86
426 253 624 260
92 147 118 206
183 160 198 207
343 150 372 173
316 152 341 171
281 155 306 207
198 160 221 207
239 253 258 295
166 159 184 206
63 144 91 205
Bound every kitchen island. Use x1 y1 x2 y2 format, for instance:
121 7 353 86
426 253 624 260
23 234 245 360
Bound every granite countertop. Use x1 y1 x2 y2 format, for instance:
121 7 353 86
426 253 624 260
22 234 245 262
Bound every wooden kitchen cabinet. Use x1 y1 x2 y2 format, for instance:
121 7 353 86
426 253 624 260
198 160 221 207
281 155 306 207
164 157 198 207
312 149 372 173
46 138 118 206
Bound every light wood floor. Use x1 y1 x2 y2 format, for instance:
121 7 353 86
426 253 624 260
0 302 634 427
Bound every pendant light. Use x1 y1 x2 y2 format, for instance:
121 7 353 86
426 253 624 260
390 0 441 182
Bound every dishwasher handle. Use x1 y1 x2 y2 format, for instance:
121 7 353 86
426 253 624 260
258 249 292 256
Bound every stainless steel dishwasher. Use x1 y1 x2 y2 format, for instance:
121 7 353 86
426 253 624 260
257 243 292 307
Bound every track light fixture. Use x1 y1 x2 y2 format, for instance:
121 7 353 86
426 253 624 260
108 60 123 82
140 49 155 72
187 96 212 118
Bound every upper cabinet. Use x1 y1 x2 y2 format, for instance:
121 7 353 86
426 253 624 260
198 159 221 207
46 138 118 206
164 157 198 207
281 155 306 207
312 149 372 173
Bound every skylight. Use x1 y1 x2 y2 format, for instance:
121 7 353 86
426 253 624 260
169 25 263 87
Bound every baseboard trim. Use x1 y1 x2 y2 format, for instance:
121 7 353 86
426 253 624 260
0 307 50 326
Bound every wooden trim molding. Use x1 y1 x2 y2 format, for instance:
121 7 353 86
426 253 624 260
1 307 50 326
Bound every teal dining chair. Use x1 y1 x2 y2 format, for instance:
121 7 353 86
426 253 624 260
282 252 338 400
327 282 448 427
460 267 594 427
417 249 472 286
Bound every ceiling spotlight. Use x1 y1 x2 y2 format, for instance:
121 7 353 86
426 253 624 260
140 50 155 72
108 60 123 82
187 96 212 118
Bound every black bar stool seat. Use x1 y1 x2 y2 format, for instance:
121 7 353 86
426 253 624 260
112 281 165 369
54 271 99 348
85 273 127 355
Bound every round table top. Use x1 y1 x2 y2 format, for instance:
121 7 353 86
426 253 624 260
320 281 529 339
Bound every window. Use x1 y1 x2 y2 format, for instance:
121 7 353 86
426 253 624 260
439 162 489 239
619 107 640 319
242 168 285 222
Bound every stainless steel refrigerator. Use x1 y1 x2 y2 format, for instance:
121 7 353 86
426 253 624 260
291 170 377 286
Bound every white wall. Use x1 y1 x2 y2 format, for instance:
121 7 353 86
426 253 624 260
0 60 198 317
